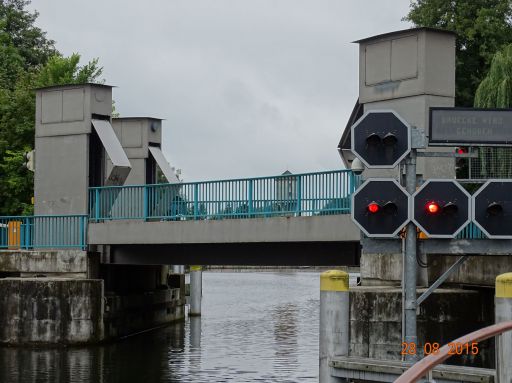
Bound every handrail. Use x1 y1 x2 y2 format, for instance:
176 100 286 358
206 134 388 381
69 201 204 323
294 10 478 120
0 215 87 250
89 169 357 221
395 320 512 382
89 169 355 190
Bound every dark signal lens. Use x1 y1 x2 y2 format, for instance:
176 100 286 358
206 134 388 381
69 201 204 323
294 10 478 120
366 133 381 147
382 133 398 147
487 202 503 216
382 201 398 215
443 202 458 215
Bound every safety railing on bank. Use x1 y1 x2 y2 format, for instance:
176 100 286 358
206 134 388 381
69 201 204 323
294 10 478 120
0 215 87 250
89 170 358 221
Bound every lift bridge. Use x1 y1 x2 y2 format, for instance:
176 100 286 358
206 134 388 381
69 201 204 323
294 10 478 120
0 82 484 266
0 169 365 265
0 167 486 266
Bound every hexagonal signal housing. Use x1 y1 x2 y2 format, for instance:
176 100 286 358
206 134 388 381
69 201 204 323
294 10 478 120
472 180 512 239
351 110 411 169
413 180 471 238
351 178 411 238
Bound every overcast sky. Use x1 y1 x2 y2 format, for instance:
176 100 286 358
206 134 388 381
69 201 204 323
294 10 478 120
29 1 412 181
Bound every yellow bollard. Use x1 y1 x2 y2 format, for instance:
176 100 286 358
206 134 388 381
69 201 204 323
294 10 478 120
320 270 349 383
496 273 512 381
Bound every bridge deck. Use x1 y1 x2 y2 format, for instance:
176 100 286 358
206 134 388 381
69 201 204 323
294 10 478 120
88 215 360 245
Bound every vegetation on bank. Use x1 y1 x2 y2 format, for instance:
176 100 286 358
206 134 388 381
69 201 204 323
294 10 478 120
0 0 102 215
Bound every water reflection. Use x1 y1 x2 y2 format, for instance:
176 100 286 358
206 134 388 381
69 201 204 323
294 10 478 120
273 304 299 373
0 272 319 382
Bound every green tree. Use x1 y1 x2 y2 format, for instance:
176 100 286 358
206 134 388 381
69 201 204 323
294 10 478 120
405 0 512 106
0 0 103 215
473 44 512 178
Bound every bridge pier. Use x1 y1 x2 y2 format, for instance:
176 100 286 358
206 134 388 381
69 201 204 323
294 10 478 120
190 265 202 316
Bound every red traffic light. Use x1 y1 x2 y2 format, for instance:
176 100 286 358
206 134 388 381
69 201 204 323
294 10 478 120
368 202 380 214
426 201 440 214
456 147 467 154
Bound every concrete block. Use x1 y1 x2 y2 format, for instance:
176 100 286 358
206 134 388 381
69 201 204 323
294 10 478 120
0 250 87 275
349 286 494 367
0 278 104 345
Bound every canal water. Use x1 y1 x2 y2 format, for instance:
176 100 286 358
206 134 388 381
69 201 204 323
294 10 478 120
0 271 332 382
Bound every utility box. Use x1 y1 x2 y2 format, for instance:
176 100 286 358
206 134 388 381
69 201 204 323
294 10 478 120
358 27 455 104
34 83 131 215
110 117 179 184
351 27 457 180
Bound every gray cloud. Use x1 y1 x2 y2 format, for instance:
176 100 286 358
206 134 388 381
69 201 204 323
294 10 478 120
29 0 411 181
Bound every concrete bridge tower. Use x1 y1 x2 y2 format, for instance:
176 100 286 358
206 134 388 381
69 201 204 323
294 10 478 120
34 83 131 216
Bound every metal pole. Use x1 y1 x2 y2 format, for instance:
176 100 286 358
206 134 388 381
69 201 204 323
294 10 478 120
190 265 202 316
495 272 512 382
404 149 418 361
319 270 349 383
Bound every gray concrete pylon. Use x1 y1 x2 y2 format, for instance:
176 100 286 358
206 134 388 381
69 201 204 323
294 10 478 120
496 272 512 382
319 270 349 383
190 265 202 316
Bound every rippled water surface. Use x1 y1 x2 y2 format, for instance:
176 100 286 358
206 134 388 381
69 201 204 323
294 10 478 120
0 271 323 382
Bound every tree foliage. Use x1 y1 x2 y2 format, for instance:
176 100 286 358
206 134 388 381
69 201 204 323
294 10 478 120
473 44 512 178
404 0 512 107
0 0 103 215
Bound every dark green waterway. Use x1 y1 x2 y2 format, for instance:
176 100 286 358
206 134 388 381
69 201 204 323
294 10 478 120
0 272 323 382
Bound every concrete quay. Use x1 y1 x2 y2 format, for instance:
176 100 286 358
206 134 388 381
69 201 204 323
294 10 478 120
0 250 186 345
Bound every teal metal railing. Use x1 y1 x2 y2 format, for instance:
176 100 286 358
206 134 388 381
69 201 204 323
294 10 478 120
457 222 486 239
0 215 87 250
89 169 357 221
0 169 487 250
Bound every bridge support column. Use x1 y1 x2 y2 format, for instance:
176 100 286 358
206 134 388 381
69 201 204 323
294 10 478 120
496 272 512 382
319 270 349 383
190 265 202 316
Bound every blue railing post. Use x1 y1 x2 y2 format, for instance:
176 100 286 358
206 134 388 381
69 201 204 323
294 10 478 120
194 184 199 220
24 217 31 249
94 189 100 222
248 179 254 217
80 215 86 250
143 186 149 220
296 175 302 217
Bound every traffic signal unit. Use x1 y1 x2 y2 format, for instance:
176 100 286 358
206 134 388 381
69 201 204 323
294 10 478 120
412 180 471 239
351 179 410 238
350 109 512 240
351 110 411 169
472 180 512 239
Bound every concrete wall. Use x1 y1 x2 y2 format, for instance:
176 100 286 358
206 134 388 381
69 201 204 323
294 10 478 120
0 278 104 345
0 275 186 345
428 255 512 287
88 215 360 245
350 286 494 368
104 288 184 340
361 252 512 288
0 250 87 277
360 253 402 286
35 134 89 215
